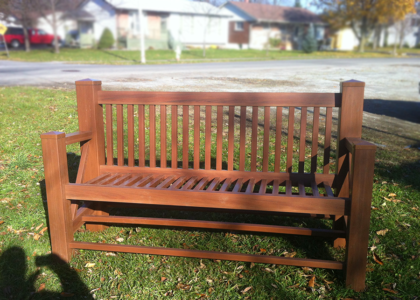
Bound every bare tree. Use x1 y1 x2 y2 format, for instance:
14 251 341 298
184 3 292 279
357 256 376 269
0 0 36 52
394 16 414 50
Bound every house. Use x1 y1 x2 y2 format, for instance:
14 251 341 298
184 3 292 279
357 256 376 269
109 0 231 50
220 1 326 50
36 0 231 50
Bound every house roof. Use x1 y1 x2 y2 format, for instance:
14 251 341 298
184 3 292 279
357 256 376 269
226 1 323 24
107 0 231 17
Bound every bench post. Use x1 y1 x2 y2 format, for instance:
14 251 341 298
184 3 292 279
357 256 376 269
334 80 365 248
345 145 375 291
75 79 108 232
41 132 73 262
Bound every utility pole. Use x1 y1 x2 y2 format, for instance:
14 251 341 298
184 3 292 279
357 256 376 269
138 0 146 64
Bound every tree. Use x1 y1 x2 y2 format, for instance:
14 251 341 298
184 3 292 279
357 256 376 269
98 28 115 49
301 23 317 53
316 0 418 52
0 0 36 52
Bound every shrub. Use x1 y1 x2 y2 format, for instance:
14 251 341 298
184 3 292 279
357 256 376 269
98 28 115 49
269 38 281 48
301 23 317 53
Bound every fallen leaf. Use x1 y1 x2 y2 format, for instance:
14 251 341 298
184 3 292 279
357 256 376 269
164 290 173 296
308 275 315 288
388 193 397 197
289 284 300 288
39 227 48 235
72 268 82 272
271 284 278 288
302 267 313 273
106 252 117 256
236 265 244 271
200 260 206 269
33 234 41 241
384 197 392 201
100 277 105 282
161 277 167 282
373 253 384 265
264 268 274 273
176 283 191 291
376 229 389 236
0 221 4 225
116 237 124 242
383 288 398 294
35 223 44 231
260 248 266 253
85 263 95 268
284 251 297 258
38 283 45 292
241 286 252 294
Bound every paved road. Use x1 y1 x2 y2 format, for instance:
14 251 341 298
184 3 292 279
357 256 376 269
1 58 419 101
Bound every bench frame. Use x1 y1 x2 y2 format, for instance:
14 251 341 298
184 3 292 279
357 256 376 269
41 79 376 291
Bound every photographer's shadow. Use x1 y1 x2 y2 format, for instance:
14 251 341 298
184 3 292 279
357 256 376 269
0 247 93 299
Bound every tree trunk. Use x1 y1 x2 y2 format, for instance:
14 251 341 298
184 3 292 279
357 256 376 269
22 27 31 52
51 0 59 54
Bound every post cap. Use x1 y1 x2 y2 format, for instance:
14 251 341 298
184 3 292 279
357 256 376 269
341 80 365 87
75 79 102 86
40 131 65 139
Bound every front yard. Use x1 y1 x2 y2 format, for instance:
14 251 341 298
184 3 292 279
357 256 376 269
0 48 397 65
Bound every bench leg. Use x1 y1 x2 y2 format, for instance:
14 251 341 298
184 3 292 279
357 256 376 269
41 132 73 263
85 204 109 232
344 148 375 291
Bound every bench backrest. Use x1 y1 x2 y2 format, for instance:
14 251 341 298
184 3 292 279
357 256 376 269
75 79 365 196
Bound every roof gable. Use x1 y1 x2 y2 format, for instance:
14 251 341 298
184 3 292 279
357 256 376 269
227 1 322 24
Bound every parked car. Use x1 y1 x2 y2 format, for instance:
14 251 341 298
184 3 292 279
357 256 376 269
4 27 61 48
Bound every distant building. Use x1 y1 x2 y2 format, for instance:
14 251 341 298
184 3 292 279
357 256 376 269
220 1 326 50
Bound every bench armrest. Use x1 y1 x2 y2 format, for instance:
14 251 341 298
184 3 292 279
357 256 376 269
344 137 376 154
40 131 92 145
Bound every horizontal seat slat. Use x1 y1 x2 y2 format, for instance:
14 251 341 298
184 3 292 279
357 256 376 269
69 241 344 270
80 215 346 238
98 91 341 107
99 166 336 186
65 184 349 215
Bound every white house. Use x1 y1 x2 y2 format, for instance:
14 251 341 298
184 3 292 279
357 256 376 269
36 0 231 50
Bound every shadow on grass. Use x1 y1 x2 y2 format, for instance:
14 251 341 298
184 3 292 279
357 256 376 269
364 99 420 124
0 247 93 299
101 50 138 63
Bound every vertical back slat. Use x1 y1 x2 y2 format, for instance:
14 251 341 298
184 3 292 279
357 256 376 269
117 104 124 166
287 107 295 173
171 105 178 169
127 105 135 167
274 107 282 172
323 107 332 174
194 105 200 169
299 107 307 173
205 106 212 170
216 106 223 170
228 106 234 171
149 105 156 168
262 106 270 172
183 105 189 169
160 105 167 168
239 106 246 171
311 107 320 173
138 105 145 167
106 104 113 166
250 106 258 172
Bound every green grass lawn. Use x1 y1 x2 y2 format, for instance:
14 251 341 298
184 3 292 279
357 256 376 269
0 87 419 299
0 48 397 65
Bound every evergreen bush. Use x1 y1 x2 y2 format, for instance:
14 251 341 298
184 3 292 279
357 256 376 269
301 23 317 53
98 28 115 49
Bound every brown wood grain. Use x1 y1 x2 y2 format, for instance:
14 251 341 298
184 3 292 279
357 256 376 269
105 104 113 165
98 91 340 107
323 107 332 174
311 107 320 173
127 105 134 167
160 105 167 168
138 105 145 167
251 106 258 172
239 106 246 171
117 104 124 166
171 105 178 169
194 105 200 170
149 105 156 168
299 107 307 173
262 107 270 172
183 105 189 169
274 107 282 172
228 106 235 171
216 106 223 170
65 131 92 146
287 107 295 173
205 106 212 170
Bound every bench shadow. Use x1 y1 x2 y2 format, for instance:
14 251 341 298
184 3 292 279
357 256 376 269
364 99 420 124
0 247 93 299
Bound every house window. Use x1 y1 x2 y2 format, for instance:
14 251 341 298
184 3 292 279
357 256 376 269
235 22 244 31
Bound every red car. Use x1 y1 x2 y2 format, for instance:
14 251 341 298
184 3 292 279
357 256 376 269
4 27 61 48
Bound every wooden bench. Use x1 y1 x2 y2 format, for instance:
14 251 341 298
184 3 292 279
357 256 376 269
41 79 376 291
